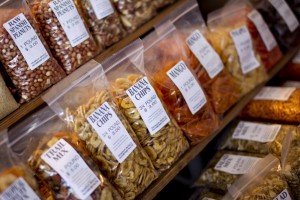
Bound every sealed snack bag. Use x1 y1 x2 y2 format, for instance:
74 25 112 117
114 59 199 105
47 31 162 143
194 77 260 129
224 154 293 200
207 3 268 97
43 60 158 200
279 50 300 79
28 0 99 74
241 86 300 124
0 0 65 103
156 0 240 115
103 39 189 171
76 0 126 48
143 22 220 144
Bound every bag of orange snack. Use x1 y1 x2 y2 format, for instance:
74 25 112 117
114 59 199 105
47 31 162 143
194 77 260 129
143 22 220 144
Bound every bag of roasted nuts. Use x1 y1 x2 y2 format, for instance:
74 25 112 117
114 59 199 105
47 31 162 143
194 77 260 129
76 0 126 49
43 60 158 200
103 39 189 171
0 0 65 103
28 0 99 74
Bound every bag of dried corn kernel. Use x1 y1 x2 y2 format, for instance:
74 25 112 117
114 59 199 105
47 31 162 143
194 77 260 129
156 0 241 115
8 106 122 200
28 0 100 74
102 39 189 171
0 0 65 103
143 21 220 145
43 60 158 200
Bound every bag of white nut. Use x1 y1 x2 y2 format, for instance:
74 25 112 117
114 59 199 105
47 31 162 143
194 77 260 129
103 39 189 171
43 60 158 200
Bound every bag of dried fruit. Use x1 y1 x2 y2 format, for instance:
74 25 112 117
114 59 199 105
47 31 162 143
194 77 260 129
0 0 65 103
43 60 158 200
28 0 100 74
157 0 241 115
102 39 189 171
223 154 293 200
207 2 268 97
279 51 300 79
8 106 122 200
143 22 220 145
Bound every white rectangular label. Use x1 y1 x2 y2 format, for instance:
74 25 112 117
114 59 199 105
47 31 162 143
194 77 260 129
292 50 300 63
269 0 299 32
167 60 207 115
248 9 278 51
89 0 114 20
126 77 170 135
232 121 281 143
87 102 136 163
230 26 260 74
273 189 292 200
214 154 261 175
254 87 296 101
49 0 89 47
186 30 224 79
0 177 40 200
41 139 100 199
283 81 300 88
3 13 50 70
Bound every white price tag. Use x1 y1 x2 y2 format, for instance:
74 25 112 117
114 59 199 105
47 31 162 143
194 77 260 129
248 9 278 51
87 102 136 163
232 121 281 143
214 154 261 175
269 0 299 32
282 81 300 88
230 26 260 74
41 139 100 199
3 13 50 70
254 87 296 101
126 77 170 135
0 177 40 200
186 30 224 79
273 189 292 200
89 0 114 20
167 60 207 115
49 0 89 47
292 50 300 64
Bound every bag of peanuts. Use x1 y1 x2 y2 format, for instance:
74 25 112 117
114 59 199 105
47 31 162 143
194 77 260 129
102 39 189 171
28 0 100 74
8 106 123 200
207 3 268 97
157 0 241 115
241 86 300 124
0 0 65 103
43 60 158 200
75 0 126 49
279 50 300 79
143 22 220 145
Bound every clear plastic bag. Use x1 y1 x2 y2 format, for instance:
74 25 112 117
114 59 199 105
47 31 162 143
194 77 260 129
143 22 220 144
43 60 158 200
28 0 99 74
103 39 189 171
0 0 65 103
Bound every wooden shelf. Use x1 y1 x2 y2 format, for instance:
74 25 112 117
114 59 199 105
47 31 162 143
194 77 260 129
137 45 300 200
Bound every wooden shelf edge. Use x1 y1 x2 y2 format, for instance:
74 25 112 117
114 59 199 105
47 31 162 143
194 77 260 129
137 44 300 200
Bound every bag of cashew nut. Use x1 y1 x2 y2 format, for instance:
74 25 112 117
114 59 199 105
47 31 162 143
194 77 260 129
102 39 189 171
28 0 100 74
143 21 220 144
43 60 158 200
0 0 65 103
75 0 126 49
8 106 122 200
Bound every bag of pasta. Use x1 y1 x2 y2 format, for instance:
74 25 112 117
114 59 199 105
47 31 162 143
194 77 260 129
103 39 189 171
207 3 268 97
0 130 43 200
8 106 122 200
0 0 66 103
143 22 220 144
157 0 241 114
224 154 293 200
76 0 126 48
43 60 158 200
28 0 99 74
241 86 300 124
195 151 264 193
279 51 300 79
